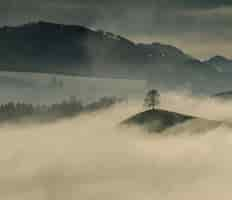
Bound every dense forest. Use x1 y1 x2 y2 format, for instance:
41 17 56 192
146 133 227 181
0 96 121 123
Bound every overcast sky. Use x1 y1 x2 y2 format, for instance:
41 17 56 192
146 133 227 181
1 0 232 59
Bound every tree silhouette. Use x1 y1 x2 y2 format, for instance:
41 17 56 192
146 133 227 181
144 89 160 110
0 96 119 123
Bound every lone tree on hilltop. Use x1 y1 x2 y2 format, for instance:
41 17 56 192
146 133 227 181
144 89 160 110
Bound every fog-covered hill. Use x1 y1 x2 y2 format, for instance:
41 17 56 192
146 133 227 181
122 109 223 133
1 21 232 94
204 55 232 73
212 90 232 101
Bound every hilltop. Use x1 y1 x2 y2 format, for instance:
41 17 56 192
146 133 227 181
204 55 232 73
122 109 223 133
212 90 232 101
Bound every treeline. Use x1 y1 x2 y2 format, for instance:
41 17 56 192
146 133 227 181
0 96 121 123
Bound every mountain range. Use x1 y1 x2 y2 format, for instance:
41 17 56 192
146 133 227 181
0 21 231 94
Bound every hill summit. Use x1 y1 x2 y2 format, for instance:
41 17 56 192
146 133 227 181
122 109 194 132
122 109 223 133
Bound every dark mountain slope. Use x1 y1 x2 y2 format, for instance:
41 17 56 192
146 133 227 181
0 21 146 77
0 21 230 93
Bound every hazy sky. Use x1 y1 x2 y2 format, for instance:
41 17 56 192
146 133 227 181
1 0 232 59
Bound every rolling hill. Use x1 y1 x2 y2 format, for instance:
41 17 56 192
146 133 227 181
212 90 232 101
204 55 232 73
122 109 223 133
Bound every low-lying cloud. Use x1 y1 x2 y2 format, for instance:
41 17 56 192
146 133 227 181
0 95 232 199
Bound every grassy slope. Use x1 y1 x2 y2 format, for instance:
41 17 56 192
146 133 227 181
122 109 222 133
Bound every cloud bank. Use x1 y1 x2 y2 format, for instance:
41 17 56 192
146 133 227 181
0 95 232 199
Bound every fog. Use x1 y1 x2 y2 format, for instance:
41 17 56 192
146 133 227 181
1 94 232 199
0 72 146 104
160 92 232 121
